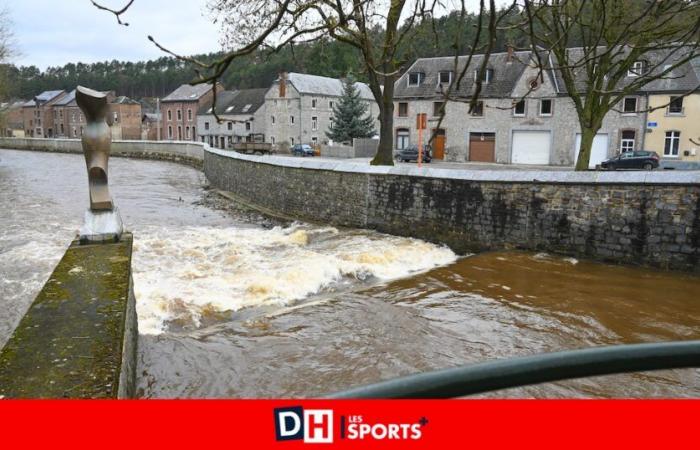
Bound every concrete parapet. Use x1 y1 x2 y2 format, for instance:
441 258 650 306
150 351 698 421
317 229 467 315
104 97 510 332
0 234 137 398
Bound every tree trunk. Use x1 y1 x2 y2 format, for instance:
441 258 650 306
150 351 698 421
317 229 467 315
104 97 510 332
575 124 600 171
370 77 395 166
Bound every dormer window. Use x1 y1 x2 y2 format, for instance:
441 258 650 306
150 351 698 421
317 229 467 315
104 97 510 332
408 72 424 87
474 68 494 83
438 71 453 85
628 61 647 77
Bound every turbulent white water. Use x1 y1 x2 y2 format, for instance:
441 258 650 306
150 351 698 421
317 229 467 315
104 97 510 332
133 224 457 334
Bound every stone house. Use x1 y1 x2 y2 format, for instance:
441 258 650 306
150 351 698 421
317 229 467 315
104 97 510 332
393 49 651 167
51 90 142 140
197 88 267 149
161 83 222 141
264 72 379 149
22 90 66 138
141 113 161 140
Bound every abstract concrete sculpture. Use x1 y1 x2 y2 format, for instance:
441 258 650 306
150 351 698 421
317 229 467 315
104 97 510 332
76 86 123 242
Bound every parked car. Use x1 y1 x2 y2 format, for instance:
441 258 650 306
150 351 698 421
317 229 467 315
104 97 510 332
292 144 315 157
601 151 660 170
395 145 432 163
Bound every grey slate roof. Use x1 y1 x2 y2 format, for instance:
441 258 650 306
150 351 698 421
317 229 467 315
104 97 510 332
162 83 214 102
550 46 700 94
53 90 76 106
112 96 140 105
23 90 65 107
394 51 532 99
283 73 374 99
198 88 268 115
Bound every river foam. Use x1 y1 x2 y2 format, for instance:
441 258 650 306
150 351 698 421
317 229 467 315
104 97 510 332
132 224 457 334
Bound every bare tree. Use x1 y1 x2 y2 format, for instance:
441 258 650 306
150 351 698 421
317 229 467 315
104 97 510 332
93 0 504 165
519 0 700 170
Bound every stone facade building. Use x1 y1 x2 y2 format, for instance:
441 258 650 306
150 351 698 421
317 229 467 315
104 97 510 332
22 90 66 138
393 50 653 167
197 88 267 149
263 72 379 149
161 83 222 141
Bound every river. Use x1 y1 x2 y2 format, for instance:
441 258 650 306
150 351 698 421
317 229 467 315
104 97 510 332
1 149 698 398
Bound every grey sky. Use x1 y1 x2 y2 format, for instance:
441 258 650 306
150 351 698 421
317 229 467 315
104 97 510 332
6 0 222 69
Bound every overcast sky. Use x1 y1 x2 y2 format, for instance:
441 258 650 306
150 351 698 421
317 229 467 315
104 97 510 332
6 0 222 69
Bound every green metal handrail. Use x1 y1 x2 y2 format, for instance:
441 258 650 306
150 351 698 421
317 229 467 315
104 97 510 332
328 340 700 398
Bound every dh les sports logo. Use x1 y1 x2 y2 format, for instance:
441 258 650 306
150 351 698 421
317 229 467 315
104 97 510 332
274 406 334 443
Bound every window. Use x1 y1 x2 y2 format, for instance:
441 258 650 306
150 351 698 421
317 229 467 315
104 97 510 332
290 115 295 124
438 71 453 85
329 118 334 129
669 96 683 114
312 99 317 109
192 127 196 139
290 137 295 145
620 130 636 152
59 110 63 118
167 110 172 121
271 115 276 124
539 99 553 116
408 72 424 86
188 109 192 121
72 127 77 137
60 124 64 134
664 131 680 156
245 122 251 131
186 126 190 139
177 110 182 121
329 101 334 109
623 97 637 113
513 100 525 116
311 136 318 145
227 122 233 131
168 126 173 139
177 126 182 140
396 128 410 150
474 68 494 83
271 137 275 144
113 112 119 123
433 102 444 117
398 102 408 117
242 104 252 112
628 61 647 77
471 101 484 117
311 116 318 131
204 122 210 130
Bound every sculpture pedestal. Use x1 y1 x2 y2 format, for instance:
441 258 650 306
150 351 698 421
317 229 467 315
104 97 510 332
79 207 124 244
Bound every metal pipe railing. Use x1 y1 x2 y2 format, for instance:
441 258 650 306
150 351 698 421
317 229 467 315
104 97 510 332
328 340 700 398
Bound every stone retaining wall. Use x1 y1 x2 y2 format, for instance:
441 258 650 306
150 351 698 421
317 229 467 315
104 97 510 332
205 148 700 272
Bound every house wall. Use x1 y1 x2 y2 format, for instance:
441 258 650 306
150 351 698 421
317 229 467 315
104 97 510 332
264 82 380 149
645 93 700 161
161 100 200 141
394 63 648 166
109 103 142 140
197 104 267 149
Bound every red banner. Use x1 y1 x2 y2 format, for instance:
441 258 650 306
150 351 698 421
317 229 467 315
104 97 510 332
0 400 697 449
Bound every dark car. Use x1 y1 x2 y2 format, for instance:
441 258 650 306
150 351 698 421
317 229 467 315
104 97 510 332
395 144 432 163
292 144 315 157
601 150 660 170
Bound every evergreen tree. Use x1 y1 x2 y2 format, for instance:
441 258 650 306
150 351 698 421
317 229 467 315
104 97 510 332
326 76 376 143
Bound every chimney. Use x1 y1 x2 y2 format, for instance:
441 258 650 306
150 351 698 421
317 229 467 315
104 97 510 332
507 45 514 63
279 72 287 98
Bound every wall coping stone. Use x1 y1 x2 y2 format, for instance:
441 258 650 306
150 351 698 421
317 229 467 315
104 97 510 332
205 146 700 185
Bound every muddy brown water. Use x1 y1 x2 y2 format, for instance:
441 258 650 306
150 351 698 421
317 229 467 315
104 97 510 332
1 149 698 398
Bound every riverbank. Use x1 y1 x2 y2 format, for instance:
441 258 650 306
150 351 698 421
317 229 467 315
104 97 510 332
2 138 698 272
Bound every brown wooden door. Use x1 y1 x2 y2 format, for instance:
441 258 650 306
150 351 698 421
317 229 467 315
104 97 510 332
432 129 446 159
469 132 496 162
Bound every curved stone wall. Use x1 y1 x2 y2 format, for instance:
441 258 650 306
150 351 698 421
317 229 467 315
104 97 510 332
204 147 700 272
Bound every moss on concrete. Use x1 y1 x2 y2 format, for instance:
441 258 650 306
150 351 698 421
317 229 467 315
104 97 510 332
0 234 135 398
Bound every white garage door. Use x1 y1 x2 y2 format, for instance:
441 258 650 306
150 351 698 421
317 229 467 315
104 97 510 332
574 133 609 169
511 131 551 165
